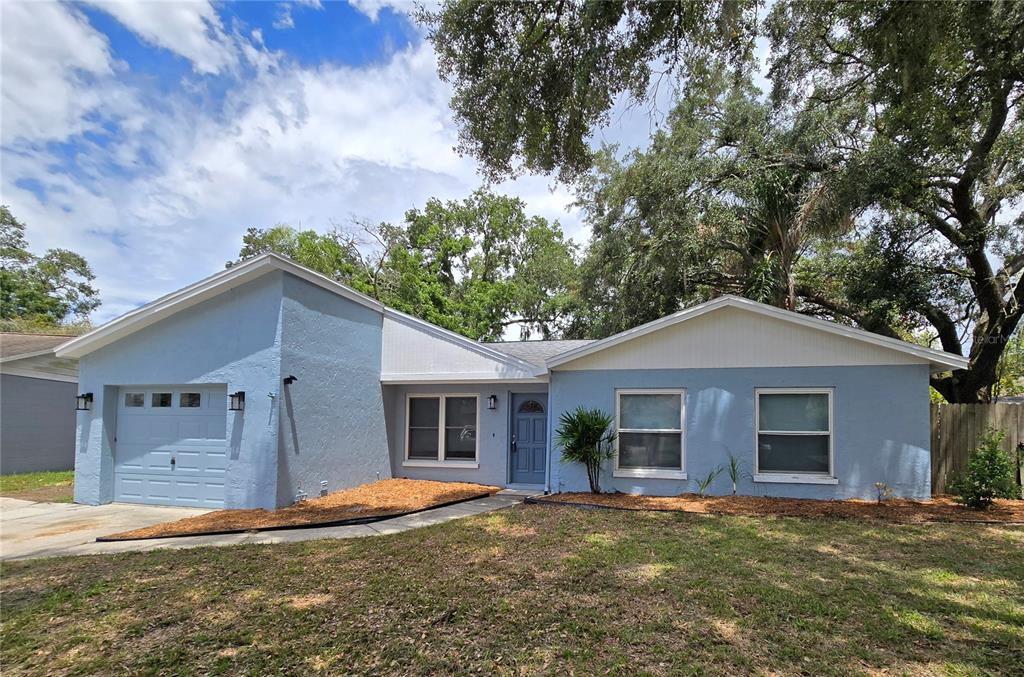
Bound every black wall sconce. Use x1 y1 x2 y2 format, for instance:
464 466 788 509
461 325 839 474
75 392 93 411
487 394 498 410
283 375 298 385
229 391 246 411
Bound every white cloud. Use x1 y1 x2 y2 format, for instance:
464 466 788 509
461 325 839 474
2 34 582 323
347 0 401 22
5 3 668 329
84 0 239 74
0 2 121 144
273 4 294 30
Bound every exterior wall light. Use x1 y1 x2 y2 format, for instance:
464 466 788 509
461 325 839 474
229 391 246 411
75 393 93 411
283 375 298 385
487 394 498 410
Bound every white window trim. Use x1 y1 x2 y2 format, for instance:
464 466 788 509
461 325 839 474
613 388 687 480
753 387 836 484
403 393 481 468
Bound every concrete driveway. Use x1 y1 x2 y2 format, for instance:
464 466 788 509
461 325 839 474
1 498 210 561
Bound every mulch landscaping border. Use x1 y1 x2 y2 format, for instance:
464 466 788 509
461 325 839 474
96 491 497 542
524 495 1024 525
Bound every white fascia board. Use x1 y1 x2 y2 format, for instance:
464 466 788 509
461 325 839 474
274 255 384 313
56 253 384 359
382 308 541 375
380 373 548 385
546 294 970 372
0 365 78 383
0 347 61 363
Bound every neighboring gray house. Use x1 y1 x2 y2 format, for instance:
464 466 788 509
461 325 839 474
1 333 79 474
57 254 967 509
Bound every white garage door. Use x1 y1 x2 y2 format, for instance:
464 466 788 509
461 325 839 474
114 385 228 508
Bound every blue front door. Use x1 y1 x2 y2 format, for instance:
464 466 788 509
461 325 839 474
510 393 547 485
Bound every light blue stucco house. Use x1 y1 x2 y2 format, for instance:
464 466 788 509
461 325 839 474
56 254 968 509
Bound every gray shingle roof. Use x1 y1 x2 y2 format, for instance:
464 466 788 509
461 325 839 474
485 339 596 368
0 333 73 360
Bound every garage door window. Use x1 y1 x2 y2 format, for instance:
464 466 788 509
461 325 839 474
180 392 201 408
152 392 172 407
124 392 145 407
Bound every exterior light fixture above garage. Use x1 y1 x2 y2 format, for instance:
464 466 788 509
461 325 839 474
75 393 93 411
229 391 245 411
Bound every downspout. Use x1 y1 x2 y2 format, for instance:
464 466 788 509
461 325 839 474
543 365 553 495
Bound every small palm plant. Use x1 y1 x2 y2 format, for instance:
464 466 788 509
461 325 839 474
725 453 747 496
555 407 616 494
696 466 724 497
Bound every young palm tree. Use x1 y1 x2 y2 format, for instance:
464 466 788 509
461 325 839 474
555 407 616 494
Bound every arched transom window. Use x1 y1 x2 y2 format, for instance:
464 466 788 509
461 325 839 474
518 399 544 414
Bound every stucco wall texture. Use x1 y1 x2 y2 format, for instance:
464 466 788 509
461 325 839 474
74 272 285 508
548 365 932 500
276 274 391 506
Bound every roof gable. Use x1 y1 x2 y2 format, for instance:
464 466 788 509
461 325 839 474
547 296 968 373
56 254 383 359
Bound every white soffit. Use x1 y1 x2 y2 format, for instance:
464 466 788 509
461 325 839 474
547 295 969 373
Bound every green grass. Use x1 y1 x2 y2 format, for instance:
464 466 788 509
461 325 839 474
0 470 74 502
2 504 1022 675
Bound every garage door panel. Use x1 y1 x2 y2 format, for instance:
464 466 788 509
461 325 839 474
114 385 228 508
115 475 225 508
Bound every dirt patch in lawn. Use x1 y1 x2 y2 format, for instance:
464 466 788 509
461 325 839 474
532 492 1024 524
0 470 75 503
104 479 499 540
1 484 74 503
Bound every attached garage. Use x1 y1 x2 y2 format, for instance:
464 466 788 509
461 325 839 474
113 385 228 508
61 254 393 510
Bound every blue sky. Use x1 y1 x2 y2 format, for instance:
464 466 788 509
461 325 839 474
0 1 653 324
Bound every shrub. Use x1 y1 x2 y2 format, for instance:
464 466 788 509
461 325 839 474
950 429 1018 509
555 407 615 494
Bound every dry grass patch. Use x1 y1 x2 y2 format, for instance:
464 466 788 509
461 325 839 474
105 479 499 540
535 492 1024 523
0 471 74 503
1 505 1021 675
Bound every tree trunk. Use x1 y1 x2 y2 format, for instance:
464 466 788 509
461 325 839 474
586 459 601 493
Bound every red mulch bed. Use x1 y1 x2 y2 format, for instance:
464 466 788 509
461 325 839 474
104 479 500 540
533 492 1024 524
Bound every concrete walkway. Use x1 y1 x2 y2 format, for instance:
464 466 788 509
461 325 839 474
1 490 538 561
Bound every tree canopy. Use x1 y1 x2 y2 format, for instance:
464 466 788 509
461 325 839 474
566 74 854 338
0 205 100 331
426 0 1024 402
230 190 577 341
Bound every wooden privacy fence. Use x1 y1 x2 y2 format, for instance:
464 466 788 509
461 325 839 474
930 403 1023 495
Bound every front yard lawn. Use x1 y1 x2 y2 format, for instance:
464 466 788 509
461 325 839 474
0 470 74 503
2 504 1022 675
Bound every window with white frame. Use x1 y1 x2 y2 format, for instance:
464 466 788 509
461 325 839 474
406 395 478 464
755 389 833 477
615 390 685 478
